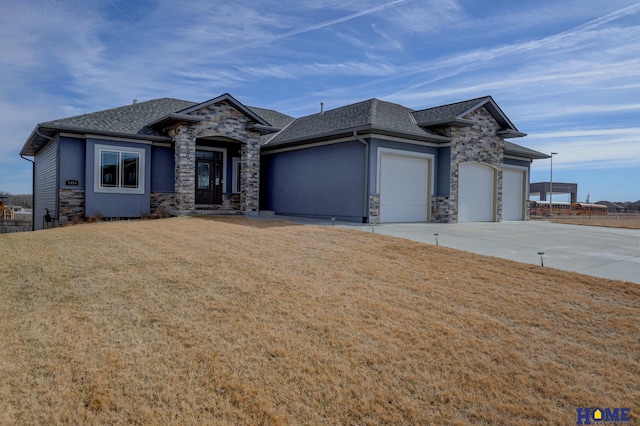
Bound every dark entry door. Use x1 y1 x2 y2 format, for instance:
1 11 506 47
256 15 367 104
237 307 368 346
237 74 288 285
195 153 223 204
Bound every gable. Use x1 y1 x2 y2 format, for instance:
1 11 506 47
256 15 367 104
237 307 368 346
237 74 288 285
412 96 526 138
177 93 270 126
147 94 287 137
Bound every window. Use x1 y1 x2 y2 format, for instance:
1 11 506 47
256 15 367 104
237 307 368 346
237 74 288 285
94 144 145 194
232 157 241 193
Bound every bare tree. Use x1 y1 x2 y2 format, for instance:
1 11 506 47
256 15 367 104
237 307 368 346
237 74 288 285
0 192 33 209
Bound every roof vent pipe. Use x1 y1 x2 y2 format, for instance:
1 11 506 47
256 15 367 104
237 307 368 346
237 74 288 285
133 99 138 104
320 102 324 114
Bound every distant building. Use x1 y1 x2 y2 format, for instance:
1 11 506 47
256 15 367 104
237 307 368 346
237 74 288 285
595 201 625 213
530 182 578 203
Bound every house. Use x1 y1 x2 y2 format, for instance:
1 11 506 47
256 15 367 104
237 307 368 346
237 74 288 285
20 93 548 230
261 96 549 223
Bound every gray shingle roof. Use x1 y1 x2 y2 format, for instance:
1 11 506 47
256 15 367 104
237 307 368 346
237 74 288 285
247 106 295 129
22 96 289 155
412 97 487 125
40 98 197 136
263 98 448 148
23 93 546 161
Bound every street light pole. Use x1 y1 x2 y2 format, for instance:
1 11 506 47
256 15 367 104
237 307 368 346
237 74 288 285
549 152 558 217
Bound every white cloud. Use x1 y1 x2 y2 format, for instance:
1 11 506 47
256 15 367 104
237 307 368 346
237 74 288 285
370 24 403 51
1 0 639 198
239 61 399 79
527 128 640 170
382 0 462 33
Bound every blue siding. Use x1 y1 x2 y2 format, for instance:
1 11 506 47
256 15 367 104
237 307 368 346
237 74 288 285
504 157 531 168
436 146 451 196
262 141 366 222
151 145 174 192
85 138 151 217
59 136 86 189
34 139 58 230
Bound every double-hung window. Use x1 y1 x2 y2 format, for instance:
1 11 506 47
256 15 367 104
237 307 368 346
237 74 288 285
94 144 145 194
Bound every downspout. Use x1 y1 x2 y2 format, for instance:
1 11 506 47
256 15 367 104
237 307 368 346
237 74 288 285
353 130 369 223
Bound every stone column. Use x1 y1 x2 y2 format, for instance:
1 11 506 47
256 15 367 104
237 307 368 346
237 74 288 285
240 137 260 212
172 126 196 212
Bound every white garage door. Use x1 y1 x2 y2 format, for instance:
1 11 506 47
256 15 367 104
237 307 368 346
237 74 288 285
379 153 430 222
502 168 525 221
458 162 494 222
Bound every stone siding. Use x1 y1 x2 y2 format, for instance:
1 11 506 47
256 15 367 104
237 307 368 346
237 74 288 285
167 101 261 213
151 192 176 213
169 126 196 211
431 196 454 223
448 107 504 222
368 193 380 223
239 141 260 212
58 189 85 225
222 193 240 210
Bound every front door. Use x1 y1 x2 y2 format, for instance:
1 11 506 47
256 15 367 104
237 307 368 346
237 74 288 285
195 154 223 204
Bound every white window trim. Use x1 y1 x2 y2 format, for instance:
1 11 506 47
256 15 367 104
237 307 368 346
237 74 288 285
94 144 146 194
232 157 241 194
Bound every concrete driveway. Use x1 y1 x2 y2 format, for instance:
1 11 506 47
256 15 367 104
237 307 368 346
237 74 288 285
265 215 640 284
352 221 640 284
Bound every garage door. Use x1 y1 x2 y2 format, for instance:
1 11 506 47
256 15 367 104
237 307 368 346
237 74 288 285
458 162 494 222
379 153 430 222
502 168 525 221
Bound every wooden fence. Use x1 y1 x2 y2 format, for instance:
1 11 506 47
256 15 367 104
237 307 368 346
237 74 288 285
0 219 32 234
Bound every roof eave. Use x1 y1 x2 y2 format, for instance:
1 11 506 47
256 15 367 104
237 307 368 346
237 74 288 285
262 125 450 151
504 144 550 160
21 124 173 156
417 118 475 128
505 150 550 160
147 113 203 130
247 124 282 135
19 126 51 156
497 129 527 138
41 124 172 141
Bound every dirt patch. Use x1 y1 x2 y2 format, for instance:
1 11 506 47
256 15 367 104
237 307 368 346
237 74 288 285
533 214 640 229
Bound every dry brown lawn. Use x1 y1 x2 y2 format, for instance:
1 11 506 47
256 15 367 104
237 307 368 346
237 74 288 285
0 217 638 425
536 214 640 230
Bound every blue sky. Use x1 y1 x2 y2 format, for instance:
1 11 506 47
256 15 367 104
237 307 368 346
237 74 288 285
1 0 638 201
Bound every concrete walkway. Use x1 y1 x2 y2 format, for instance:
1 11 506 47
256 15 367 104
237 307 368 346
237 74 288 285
264 216 640 284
